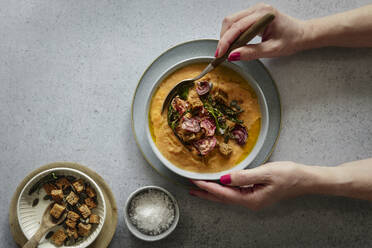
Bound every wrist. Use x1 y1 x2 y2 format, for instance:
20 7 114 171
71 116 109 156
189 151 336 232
297 165 352 196
300 20 325 50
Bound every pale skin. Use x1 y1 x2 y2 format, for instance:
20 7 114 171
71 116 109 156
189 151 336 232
215 3 372 61
190 3 372 210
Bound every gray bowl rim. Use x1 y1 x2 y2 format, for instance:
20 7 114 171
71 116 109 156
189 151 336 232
131 38 281 187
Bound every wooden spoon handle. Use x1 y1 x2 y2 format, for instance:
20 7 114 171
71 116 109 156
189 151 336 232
23 226 49 248
211 13 275 67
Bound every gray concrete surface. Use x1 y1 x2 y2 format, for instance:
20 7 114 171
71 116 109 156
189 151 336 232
1 0 372 247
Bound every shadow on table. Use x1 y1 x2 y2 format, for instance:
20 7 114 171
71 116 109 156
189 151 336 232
122 193 372 247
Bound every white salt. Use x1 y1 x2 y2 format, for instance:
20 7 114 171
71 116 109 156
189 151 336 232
128 189 175 236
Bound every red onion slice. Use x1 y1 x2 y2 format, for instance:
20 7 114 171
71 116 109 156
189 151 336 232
181 117 201 133
200 118 216 136
193 136 217 156
232 125 248 145
171 96 189 115
196 81 211 96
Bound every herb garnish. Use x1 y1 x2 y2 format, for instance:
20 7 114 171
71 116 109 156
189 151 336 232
178 84 191 100
201 95 244 135
28 172 59 195
203 98 226 135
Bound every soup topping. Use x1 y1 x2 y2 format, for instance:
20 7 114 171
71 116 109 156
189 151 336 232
167 80 248 157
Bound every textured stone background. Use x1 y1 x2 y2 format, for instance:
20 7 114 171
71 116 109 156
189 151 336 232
1 0 372 247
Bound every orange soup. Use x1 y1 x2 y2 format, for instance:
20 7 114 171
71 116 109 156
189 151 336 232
149 63 261 173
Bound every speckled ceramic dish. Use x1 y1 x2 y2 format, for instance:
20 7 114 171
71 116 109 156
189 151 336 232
131 39 281 185
17 168 106 248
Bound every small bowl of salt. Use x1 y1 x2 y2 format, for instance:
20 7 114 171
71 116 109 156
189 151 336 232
124 186 180 241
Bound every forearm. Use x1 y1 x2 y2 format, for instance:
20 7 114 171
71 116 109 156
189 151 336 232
301 5 372 49
298 158 372 201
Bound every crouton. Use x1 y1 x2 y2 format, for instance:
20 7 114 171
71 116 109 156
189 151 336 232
72 179 85 193
219 142 233 156
51 189 64 203
78 204 91 218
176 126 195 142
85 186 96 198
66 191 79 206
187 88 204 108
84 198 97 209
66 228 78 239
50 203 66 219
77 223 92 237
65 218 77 229
67 211 80 221
56 177 70 190
176 125 203 142
43 183 57 195
51 228 67 246
89 214 100 224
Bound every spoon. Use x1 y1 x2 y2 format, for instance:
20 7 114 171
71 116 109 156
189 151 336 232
23 203 67 248
161 13 275 113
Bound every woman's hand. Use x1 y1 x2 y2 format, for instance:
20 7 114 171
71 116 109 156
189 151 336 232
217 3 372 61
190 159 372 209
216 3 308 61
190 162 312 210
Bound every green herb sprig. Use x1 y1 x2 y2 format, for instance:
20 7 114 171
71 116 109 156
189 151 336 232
28 172 59 195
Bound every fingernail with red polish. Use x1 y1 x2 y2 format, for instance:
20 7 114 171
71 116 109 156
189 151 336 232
220 174 231 184
228 52 240 61
214 48 219 57
189 190 196 196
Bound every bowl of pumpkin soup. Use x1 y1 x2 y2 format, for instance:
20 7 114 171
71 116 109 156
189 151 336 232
146 58 269 180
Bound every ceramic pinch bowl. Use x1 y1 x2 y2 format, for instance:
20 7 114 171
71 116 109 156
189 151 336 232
124 186 180 241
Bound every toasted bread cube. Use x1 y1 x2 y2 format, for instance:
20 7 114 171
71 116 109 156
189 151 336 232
72 179 85 193
66 191 79 206
56 177 70 190
51 189 64 203
65 218 77 228
50 203 66 219
187 88 204 108
219 142 233 156
66 228 78 239
67 211 80 221
43 183 57 195
85 186 96 198
78 204 91 218
84 198 97 209
51 228 67 246
89 214 100 224
78 223 92 237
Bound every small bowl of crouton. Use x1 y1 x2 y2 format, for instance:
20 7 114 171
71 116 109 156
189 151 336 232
17 167 106 247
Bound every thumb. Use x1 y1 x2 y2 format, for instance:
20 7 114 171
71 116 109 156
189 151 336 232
228 41 280 61
220 167 271 186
